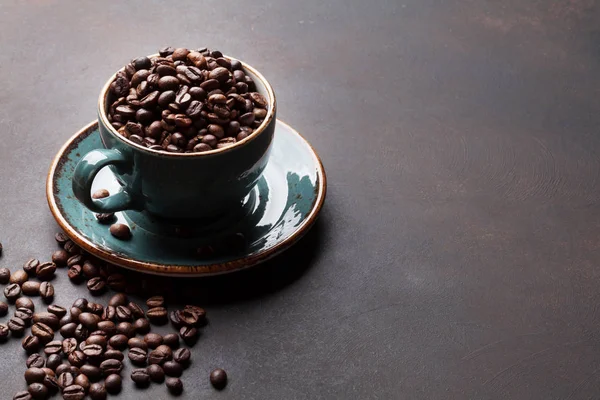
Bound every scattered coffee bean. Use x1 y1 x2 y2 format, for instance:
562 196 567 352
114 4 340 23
173 347 191 364
146 307 167 324
163 333 180 348
67 350 87 368
82 262 100 279
80 365 102 382
0 301 8 316
146 296 164 308
26 354 45 368
60 323 77 338
5 283 21 301
51 250 69 267
62 337 78 354
144 333 163 349
47 305 67 319
32 322 54 342
23 259 40 275
72 298 88 310
128 337 147 350
166 377 184 395
8 316 26 335
108 293 127 307
22 281 40 296
109 223 131 240
55 365 71 377
88 382 106 400
87 277 106 295
58 372 75 389
148 345 172 365
210 368 228 390
67 254 83 267
44 340 62 355
0 323 8 340
35 262 56 281
0 267 10 284
16 297 34 311
15 307 33 325
64 241 80 254
131 368 151 387
13 391 32 400
101 305 115 321
104 374 122 394
79 312 100 330
127 302 144 318
115 305 132 321
54 232 69 245
133 318 150 334
163 360 183 377
83 343 104 358
27 382 48 399
24 367 46 384
95 213 115 224
145 363 165 383
46 354 61 371
128 347 148 365
62 384 85 400
74 324 89 342
176 308 199 327
33 312 59 329
10 270 28 285
97 320 116 336
103 349 124 361
67 265 83 281
179 326 198 344
108 334 128 349
70 307 82 321
43 375 59 394
74 374 90 392
22 335 41 353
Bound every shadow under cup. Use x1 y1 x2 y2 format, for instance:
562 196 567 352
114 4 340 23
91 57 277 231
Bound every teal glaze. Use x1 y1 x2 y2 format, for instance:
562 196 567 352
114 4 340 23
50 120 325 274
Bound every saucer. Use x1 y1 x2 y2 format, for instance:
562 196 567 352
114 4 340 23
47 120 326 276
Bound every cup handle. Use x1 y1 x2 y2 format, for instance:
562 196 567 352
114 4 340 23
72 148 136 213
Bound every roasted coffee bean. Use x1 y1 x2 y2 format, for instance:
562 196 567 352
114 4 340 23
55 232 69 245
130 368 151 387
115 305 132 321
33 312 59 329
0 301 7 317
58 372 75 388
26 354 45 368
103 349 124 361
72 298 88 310
79 365 101 382
146 296 164 308
27 382 48 399
144 333 163 349
13 391 32 400
169 310 183 328
22 335 41 353
173 347 191 364
0 267 10 284
101 306 115 321
87 334 107 348
183 304 206 316
47 305 66 319
68 350 86 367
62 384 85 400
166 377 184 395
55 365 70 376
82 262 99 278
24 367 46 384
8 316 26 335
63 241 80 254
106 274 127 291
39 282 54 303
51 250 69 266
88 383 106 400
128 337 147 349
32 322 54 341
97 321 116 336
23 258 40 275
67 264 83 281
67 254 84 267
79 313 100 330
116 321 136 338
144 364 164 383
62 337 78 354
126 302 144 319
41 368 55 378
128 347 148 365
107 293 127 307
133 318 150 334
179 326 198 344
87 302 104 315
16 297 34 311
109 223 131 240
0 323 7 339
108 334 128 350
148 345 172 365
74 374 90 392
74 324 89 342
35 262 56 281
163 361 183 377
104 374 121 394
43 375 59 394
10 269 28 285
21 281 40 296
87 277 106 295
45 354 61 371
70 306 82 321
163 333 180 348
83 343 104 358
58 314 71 325
60 323 77 338
15 307 33 324
210 368 228 390
146 307 167 324
176 309 199 327
44 340 62 355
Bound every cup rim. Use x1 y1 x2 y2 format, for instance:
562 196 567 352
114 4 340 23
98 53 276 157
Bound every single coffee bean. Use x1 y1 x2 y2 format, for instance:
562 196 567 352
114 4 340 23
210 368 228 390
145 364 165 383
148 345 172 365
25 367 46 384
55 232 69 245
74 374 90 392
13 391 32 400
27 382 48 399
60 323 77 338
116 321 136 338
179 326 198 344
22 335 41 353
47 305 66 318
97 321 116 336
23 258 40 275
33 312 59 329
87 277 106 295
57 372 74 388
176 309 199 327
36 263 56 281
60 315 73 327
62 384 85 400
106 273 127 291
169 310 183 328
16 297 34 311
146 307 167 324
74 324 89 342
55 364 70 376
103 349 124 361
72 298 88 310
107 293 127 307
128 337 147 350
68 350 86 367
21 281 40 296
67 254 83 267
109 223 131 240
146 296 164 308
70 307 82 320
10 269 28 285
15 307 33 325
133 318 150 334
8 316 26 335
86 334 107 348
79 313 100 330
0 301 7 317
166 377 184 395
101 305 115 321
43 375 59 394
128 347 148 365
44 340 62 355
0 267 10 284
82 262 99 278
63 241 80 254
83 343 104 358
0 323 8 340
79 365 101 382
108 334 128 349
104 374 122 394
62 337 78 354
115 305 132 321
163 333 180 348
67 265 83 281
51 250 69 267
173 347 191 364
144 333 163 349
163 361 183 377
87 302 104 315
45 354 61 371
88 382 106 400
26 354 45 368
130 368 151 387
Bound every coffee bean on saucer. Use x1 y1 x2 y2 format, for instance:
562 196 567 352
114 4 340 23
39 282 54 303
16 297 34 311
51 250 69 266
92 189 110 199
62 384 86 400
96 213 115 224
166 377 183 395
88 382 106 400
0 267 10 284
23 258 40 275
5 283 21 301
109 223 131 240
210 368 228 390
104 374 121 394
10 269 28 285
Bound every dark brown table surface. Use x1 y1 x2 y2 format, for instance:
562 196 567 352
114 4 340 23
2 0 600 399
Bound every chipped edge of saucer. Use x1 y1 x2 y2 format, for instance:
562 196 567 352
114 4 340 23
46 120 327 277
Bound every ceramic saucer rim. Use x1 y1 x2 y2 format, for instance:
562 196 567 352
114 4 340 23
46 119 327 277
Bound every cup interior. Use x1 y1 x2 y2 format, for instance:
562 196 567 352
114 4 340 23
98 53 276 157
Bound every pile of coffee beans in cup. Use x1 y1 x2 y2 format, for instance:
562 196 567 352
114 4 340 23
0 236 228 399
107 46 270 153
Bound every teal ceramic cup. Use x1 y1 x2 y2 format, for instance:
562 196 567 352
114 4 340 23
72 56 276 223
